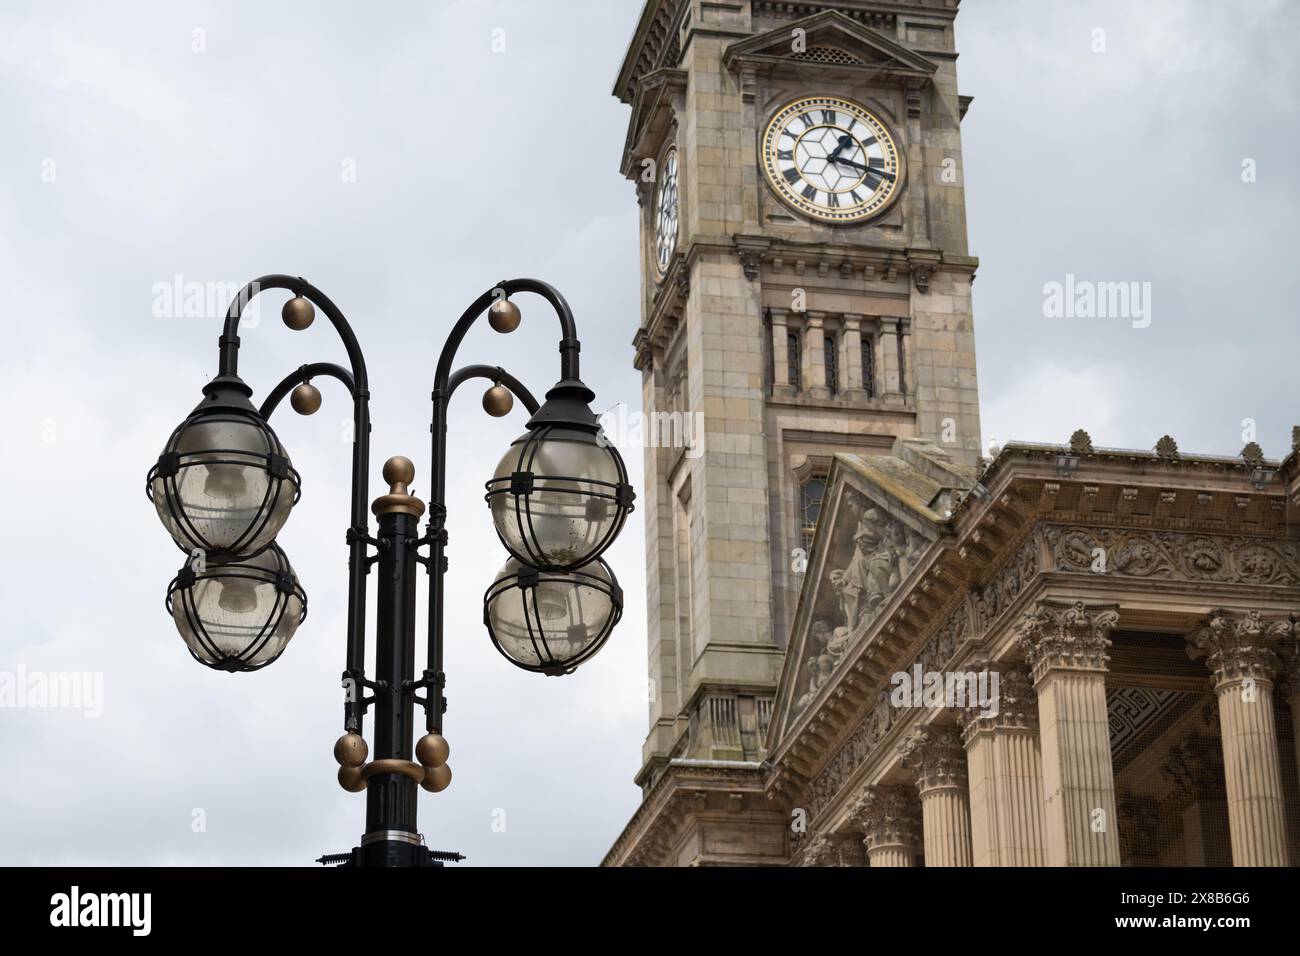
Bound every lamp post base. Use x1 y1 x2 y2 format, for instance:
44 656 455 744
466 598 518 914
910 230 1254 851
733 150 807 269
316 833 465 868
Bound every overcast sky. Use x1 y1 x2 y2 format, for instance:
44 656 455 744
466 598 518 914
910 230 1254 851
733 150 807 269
0 0 1295 866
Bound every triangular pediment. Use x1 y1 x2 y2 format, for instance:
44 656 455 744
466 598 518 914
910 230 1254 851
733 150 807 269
767 440 975 747
724 10 937 81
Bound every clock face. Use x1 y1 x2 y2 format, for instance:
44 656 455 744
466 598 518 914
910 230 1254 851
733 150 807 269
761 96 903 223
654 147 679 275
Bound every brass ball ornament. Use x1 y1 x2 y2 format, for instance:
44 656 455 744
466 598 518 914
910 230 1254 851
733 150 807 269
421 764 452 793
488 298 521 333
282 295 315 331
415 733 449 768
334 732 369 768
291 381 322 416
482 384 513 418
338 765 367 793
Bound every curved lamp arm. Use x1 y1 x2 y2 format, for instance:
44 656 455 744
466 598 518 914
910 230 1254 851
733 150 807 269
421 280 581 734
260 362 356 419
445 364 540 416
221 276 373 734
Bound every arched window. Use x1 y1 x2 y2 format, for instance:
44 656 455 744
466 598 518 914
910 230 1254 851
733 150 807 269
800 474 826 553
824 333 838 395
861 337 875 398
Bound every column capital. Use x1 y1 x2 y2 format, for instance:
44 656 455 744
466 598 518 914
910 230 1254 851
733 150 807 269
1187 608 1293 688
1016 599 1119 683
769 307 789 324
898 727 968 793
847 785 921 853
841 312 863 330
801 833 838 867
805 311 826 328
961 664 1037 740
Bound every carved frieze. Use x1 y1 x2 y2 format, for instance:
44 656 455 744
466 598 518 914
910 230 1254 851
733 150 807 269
1045 526 1300 587
970 532 1041 632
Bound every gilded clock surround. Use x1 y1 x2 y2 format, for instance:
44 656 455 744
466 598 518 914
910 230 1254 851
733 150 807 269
761 94 904 224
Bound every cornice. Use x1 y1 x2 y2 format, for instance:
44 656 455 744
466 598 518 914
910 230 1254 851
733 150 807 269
601 760 767 867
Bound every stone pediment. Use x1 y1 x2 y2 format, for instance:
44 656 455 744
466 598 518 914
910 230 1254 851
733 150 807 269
771 439 971 741
723 10 938 85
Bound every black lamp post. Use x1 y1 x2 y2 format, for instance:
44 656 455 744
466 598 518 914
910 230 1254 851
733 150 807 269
146 275 634 866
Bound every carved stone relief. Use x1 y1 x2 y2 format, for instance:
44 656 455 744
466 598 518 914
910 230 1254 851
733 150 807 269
1045 527 1300 587
794 488 928 714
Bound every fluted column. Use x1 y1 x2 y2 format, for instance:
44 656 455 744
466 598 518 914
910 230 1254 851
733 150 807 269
899 728 972 866
1187 609 1293 866
1285 647 1300 800
961 666 1047 866
1017 599 1121 866
848 785 921 867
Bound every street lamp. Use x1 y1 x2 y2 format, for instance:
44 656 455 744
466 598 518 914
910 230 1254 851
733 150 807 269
484 556 623 675
145 275 633 866
166 543 306 672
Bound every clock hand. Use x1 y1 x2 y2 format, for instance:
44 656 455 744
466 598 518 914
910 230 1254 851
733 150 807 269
828 155 896 180
826 134 852 162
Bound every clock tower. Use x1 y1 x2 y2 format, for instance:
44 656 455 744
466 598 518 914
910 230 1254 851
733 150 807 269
615 0 982 794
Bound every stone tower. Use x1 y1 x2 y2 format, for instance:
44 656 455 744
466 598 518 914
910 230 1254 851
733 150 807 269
614 0 981 792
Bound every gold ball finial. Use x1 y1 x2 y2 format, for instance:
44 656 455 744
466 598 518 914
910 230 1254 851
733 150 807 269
482 384 513 418
291 381 322 416
282 296 315 331
338 765 367 793
421 763 452 793
415 733 450 768
383 455 416 489
333 732 368 768
488 299 521 334
373 456 425 518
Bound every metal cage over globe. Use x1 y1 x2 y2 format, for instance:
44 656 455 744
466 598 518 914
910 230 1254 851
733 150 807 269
147 378 301 561
483 557 622 676
167 542 307 672
485 423 633 570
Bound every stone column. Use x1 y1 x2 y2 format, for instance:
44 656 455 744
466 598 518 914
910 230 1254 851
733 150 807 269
848 785 921 867
961 666 1048 866
769 308 792 398
803 311 828 399
842 313 865 400
898 728 973 866
1187 609 1293 866
1017 599 1121 866
898 317 912 399
878 316 902 403
1285 647 1300 800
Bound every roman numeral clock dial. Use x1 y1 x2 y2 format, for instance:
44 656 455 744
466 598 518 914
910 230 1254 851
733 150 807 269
761 96 902 223
654 146 679 276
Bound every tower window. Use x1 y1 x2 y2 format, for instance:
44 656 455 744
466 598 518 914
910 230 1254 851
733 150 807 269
799 474 826 553
824 333 838 395
862 337 875 398
787 332 801 392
